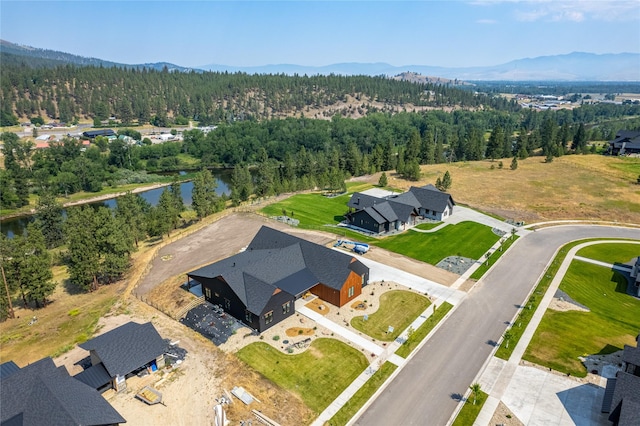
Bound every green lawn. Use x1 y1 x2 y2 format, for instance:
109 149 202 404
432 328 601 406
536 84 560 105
495 238 622 361
327 362 397 426
523 260 640 377
351 290 431 341
236 338 368 414
259 183 377 242
415 222 442 230
576 242 639 264
374 221 500 265
452 390 488 426
396 302 453 358
469 234 519 280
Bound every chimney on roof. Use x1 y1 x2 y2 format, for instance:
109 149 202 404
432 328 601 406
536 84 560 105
232 262 235 267
357 197 360 204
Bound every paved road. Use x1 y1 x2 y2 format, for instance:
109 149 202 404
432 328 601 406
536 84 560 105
354 225 640 426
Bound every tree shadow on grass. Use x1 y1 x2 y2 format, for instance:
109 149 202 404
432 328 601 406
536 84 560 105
597 344 622 356
63 278 85 296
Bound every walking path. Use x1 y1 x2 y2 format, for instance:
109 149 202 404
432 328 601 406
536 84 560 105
573 255 633 272
305 299 445 425
472 240 640 426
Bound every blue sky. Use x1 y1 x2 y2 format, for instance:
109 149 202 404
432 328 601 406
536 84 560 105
1 1 639 68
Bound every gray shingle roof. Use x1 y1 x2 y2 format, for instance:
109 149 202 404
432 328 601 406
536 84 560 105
0 357 126 425
623 344 640 368
371 202 398 222
73 362 112 389
79 322 166 378
189 227 369 314
399 185 455 213
347 192 385 210
0 361 20 380
363 206 389 224
609 371 640 424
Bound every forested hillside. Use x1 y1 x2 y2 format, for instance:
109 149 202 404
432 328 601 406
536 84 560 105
0 64 519 126
2 62 640 320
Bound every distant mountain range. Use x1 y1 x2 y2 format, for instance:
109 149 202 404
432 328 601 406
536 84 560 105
196 52 640 81
2 39 638 81
0 40 192 72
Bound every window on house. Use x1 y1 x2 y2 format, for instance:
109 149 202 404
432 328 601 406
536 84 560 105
214 292 220 298
264 311 273 324
224 298 231 310
245 310 252 322
282 301 291 315
361 274 365 285
204 287 211 299
348 286 354 297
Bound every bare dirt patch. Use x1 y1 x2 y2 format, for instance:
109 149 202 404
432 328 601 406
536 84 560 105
55 300 314 426
548 298 590 312
305 299 330 315
286 327 315 337
490 401 525 426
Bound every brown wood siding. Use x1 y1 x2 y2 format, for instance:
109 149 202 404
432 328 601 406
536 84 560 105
338 271 363 306
310 283 341 307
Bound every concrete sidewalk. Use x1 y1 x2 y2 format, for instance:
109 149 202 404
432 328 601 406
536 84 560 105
473 240 637 425
309 301 441 426
573 255 633 272
297 305 384 356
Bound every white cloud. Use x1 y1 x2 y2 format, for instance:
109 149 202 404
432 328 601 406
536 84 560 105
476 18 498 24
471 0 639 22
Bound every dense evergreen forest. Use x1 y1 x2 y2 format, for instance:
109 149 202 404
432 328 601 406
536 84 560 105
0 64 520 126
2 63 640 320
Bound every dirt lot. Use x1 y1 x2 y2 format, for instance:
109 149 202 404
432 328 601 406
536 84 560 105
136 212 334 297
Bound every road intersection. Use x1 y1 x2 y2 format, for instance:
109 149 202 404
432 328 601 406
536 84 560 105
353 225 640 425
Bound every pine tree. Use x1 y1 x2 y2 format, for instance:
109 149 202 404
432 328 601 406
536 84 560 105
35 192 65 249
378 172 388 187
441 171 452 191
510 156 518 170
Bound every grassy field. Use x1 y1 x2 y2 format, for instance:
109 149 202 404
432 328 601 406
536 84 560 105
351 290 431 341
375 222 500 265
0 263 121 365
451 390 488 426
576 242 640 264
523 260 640 377
236 338 368 414
327 361 397 426
396 302 453 358
380 155 640 224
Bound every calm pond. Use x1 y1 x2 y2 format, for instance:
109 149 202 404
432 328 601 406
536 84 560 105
1 170 231 238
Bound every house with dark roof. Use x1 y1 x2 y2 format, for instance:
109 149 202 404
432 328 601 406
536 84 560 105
631 257 640 297
0 357 126 425
346 185 455 234
187 226 369 333
603 334 640 425
78 322 167 392
608 131 640 155
82 129 116 139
